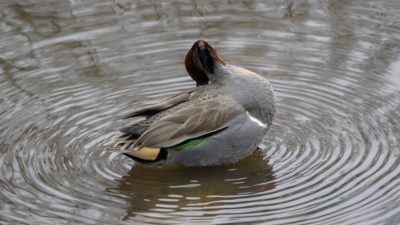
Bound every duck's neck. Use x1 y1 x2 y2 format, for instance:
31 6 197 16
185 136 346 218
207 64 232 85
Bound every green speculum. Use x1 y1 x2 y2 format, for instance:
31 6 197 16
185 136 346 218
173 138 204 151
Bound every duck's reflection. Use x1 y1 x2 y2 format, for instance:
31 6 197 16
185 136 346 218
111 151 276 221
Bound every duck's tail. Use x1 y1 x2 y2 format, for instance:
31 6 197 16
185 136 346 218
104 131 167 164
103 131 139 150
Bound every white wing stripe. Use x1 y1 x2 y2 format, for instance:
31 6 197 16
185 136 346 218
246 112 267 128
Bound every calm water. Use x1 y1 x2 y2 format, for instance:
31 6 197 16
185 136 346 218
1 0 400 224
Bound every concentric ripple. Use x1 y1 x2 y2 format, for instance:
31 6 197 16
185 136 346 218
1 0 400 224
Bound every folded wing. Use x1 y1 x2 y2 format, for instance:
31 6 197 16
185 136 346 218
131 92 244 151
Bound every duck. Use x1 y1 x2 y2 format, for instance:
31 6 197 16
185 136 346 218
106 40 276 166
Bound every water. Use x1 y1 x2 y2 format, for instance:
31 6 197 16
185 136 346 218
1 0 400 224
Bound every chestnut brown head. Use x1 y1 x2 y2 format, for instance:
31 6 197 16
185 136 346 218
185 40 225 86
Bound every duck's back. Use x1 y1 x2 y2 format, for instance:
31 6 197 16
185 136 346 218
214 65 276 127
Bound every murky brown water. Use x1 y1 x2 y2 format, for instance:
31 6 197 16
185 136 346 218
1 0 400 224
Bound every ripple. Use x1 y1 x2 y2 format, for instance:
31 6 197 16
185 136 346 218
1 0 400 225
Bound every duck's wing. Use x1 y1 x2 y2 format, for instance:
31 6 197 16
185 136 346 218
130 93 244 151
124 91 194 118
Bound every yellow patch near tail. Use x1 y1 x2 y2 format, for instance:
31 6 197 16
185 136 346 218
127 147 160 161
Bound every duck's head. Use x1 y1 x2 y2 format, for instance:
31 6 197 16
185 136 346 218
185 40 226 86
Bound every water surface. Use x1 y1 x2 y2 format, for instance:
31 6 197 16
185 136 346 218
1 0 400 224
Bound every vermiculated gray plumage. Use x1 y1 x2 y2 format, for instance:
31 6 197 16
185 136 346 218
106 40 276 166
